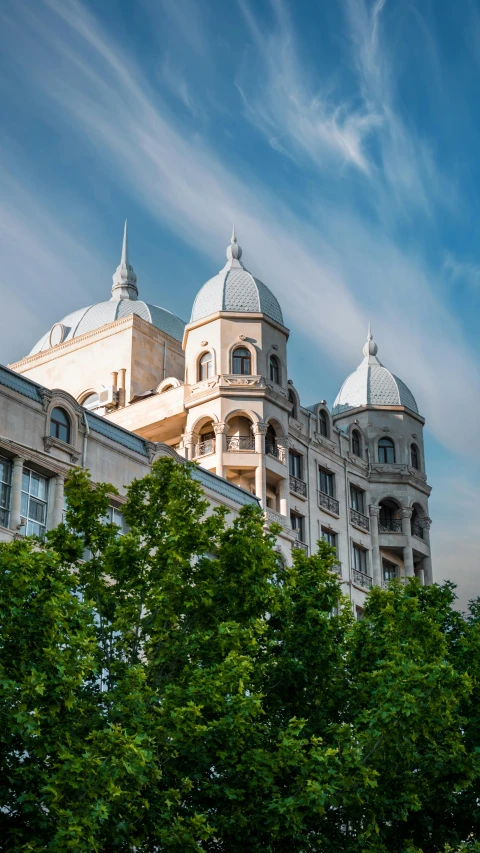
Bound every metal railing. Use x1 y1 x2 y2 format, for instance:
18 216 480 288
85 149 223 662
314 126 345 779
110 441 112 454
411 522 424 540
289 474 307 497
226 436 255 452
317 490 339 515
350 508 370 531
332 561 342 577
352 569 373 589
194 439 215 457
265 441 286 463
379 519 403 533
293 539 308 554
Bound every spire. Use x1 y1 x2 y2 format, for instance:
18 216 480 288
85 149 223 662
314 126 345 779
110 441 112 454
224 223 243 268
111 220 138 301
363 322 379 358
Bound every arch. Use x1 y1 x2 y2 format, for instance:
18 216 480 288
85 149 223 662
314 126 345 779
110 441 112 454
197 349 215 382
410 442 421 471
78 388 98 406
378 436 396 464
288 387 299 420
410 499 428 518
317 406 331 439
224 408 261 426
46 395 79 447
266 416 287 439
265 347 286 386
189 412 220 436
227 340 257 375
378 497 402 531
351 428 362 458
269 354 281 385
50 406 71 444
156 377 182 393
231 346 252 376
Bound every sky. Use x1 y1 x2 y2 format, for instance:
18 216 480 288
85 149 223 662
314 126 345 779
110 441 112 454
0 0 479 608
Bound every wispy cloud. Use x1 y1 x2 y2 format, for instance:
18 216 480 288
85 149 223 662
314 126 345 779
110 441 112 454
443 251 480 290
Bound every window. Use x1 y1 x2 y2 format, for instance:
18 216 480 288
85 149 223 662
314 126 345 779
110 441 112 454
352 429 361 457
288 389 297 420
411 443 420 470
318 467 334 497
289 450 303 479
199 352 213 381
352 543 368 573
350 484 365 515
383 560 397 582
21 469 48 537
50 407 71 444
378 437 395 464
355 606 364 621
379 503 394 528
290 512 305 543
106 505 129 536
319 410 329 437
269 355 280 384
0 456 12 528
321 527 337 549
232 347 251 375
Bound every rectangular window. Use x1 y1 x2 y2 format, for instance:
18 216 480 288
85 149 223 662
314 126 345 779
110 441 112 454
318 467 334 497
289 451 303 479
352 543 368 573
290 511 305 543
21 469 48 537
321 527 337 549
0 456 12 528
350 484 365 514
383 560 397 582
355 606 364 621
107 505 129 536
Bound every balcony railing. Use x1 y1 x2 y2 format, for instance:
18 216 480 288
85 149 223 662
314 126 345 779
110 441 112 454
194 439 214 457
226 436 255 452
289 474 307 497
350 508 370 531
352 569 373 589
331 561 342 577
379 519 403 533
411 522 424 540
293 539 308 554
317 490 339 516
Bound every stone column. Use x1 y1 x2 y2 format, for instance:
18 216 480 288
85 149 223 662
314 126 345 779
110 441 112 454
117 368 126 408
253 423 267 508
53 475 65 528
421 518 433 586
401 507 415 578
182 432 195 461
213 423 227 479
279 476 289 518
417 565 425 586
369 505 382 587
10 456 25 531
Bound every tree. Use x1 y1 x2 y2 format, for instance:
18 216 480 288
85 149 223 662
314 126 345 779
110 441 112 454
0 457 479 851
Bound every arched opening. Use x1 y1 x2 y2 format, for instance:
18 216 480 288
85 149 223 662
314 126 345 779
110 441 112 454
198 351 213 381
288 389 297 420
81 392 100 410
269 355 280 384
226 415 254 452
195 420 215 458
378 498 402 533
231 347 251 376
411 503 425 540
319 409 329 438
378 437 395 464
351 429 362 457
265 423 278 458
50 407 71 444
411 443 420 470
160 384 174 393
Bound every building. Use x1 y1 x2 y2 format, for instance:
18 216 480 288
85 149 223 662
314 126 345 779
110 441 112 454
5 224 433 614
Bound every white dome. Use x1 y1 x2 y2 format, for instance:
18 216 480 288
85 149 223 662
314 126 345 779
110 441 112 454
333 328 418 415
190 229 283 326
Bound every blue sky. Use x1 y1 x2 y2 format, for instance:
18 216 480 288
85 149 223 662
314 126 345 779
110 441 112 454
0 0 479 607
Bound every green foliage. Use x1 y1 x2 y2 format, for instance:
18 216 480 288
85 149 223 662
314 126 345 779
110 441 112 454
0 457 479 851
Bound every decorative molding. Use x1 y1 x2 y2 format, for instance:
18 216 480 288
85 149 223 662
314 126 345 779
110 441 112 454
145 441 157 463
401 507 413 519
369 505 381 518
222 375 263 387
213 422 227 435
252 422 268 436
43 435 80 463
38 388 54 412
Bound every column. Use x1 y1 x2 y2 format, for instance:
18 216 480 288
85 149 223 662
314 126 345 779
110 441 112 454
118 368 126 407
369 505 382 587
417 565 425 586
214 423 227 479
253 423 267 508
401 507 415 578
279 476 289 518
10 456 25 531
421 518 433 586
53 475 65 528
182 432 196 461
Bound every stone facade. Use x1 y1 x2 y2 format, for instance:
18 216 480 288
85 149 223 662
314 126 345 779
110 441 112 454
6 228 433 616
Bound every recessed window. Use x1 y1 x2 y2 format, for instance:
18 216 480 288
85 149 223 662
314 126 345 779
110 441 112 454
411 443 420 470
352 429 361 457
199 351 213 381
318 466 334 497
50 407 71 444
350 484 365 515
290 511 305 543
378 437 395 464
232 347 251 375
319 410 329 437
383 559 397 582
288 389 297 420
321 527 337 549
289 450 303 479
0 456 12 528
355 606 364 621
21 469 48 537
106 505 129 536
269 355 280 384
352 543 368 574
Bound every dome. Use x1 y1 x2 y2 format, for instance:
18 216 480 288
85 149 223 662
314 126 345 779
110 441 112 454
190 228 283 326
28 221 185 356
332 327 418 415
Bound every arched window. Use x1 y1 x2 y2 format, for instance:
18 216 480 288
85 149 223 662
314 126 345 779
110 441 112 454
319 409 329 438
50 407 71 444
199 352 213 381
232 347 251 376
378 437 395 464
411 443 420 470
351 429 361 457
269 355 280 384
288 389 297 420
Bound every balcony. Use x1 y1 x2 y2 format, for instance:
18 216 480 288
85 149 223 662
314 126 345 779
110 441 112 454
289 474 307 497
194 439 214 458
411 522 424 540
226 436 255 452
266 441 286 463
379 519 402 533
352 569 373 589
293 538 308 554
331 561 343 577
350 508 369 532
317 490 339 516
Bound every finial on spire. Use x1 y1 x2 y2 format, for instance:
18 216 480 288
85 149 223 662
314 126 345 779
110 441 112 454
225 224 243 266
363 322 378 357
111 220 138 301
